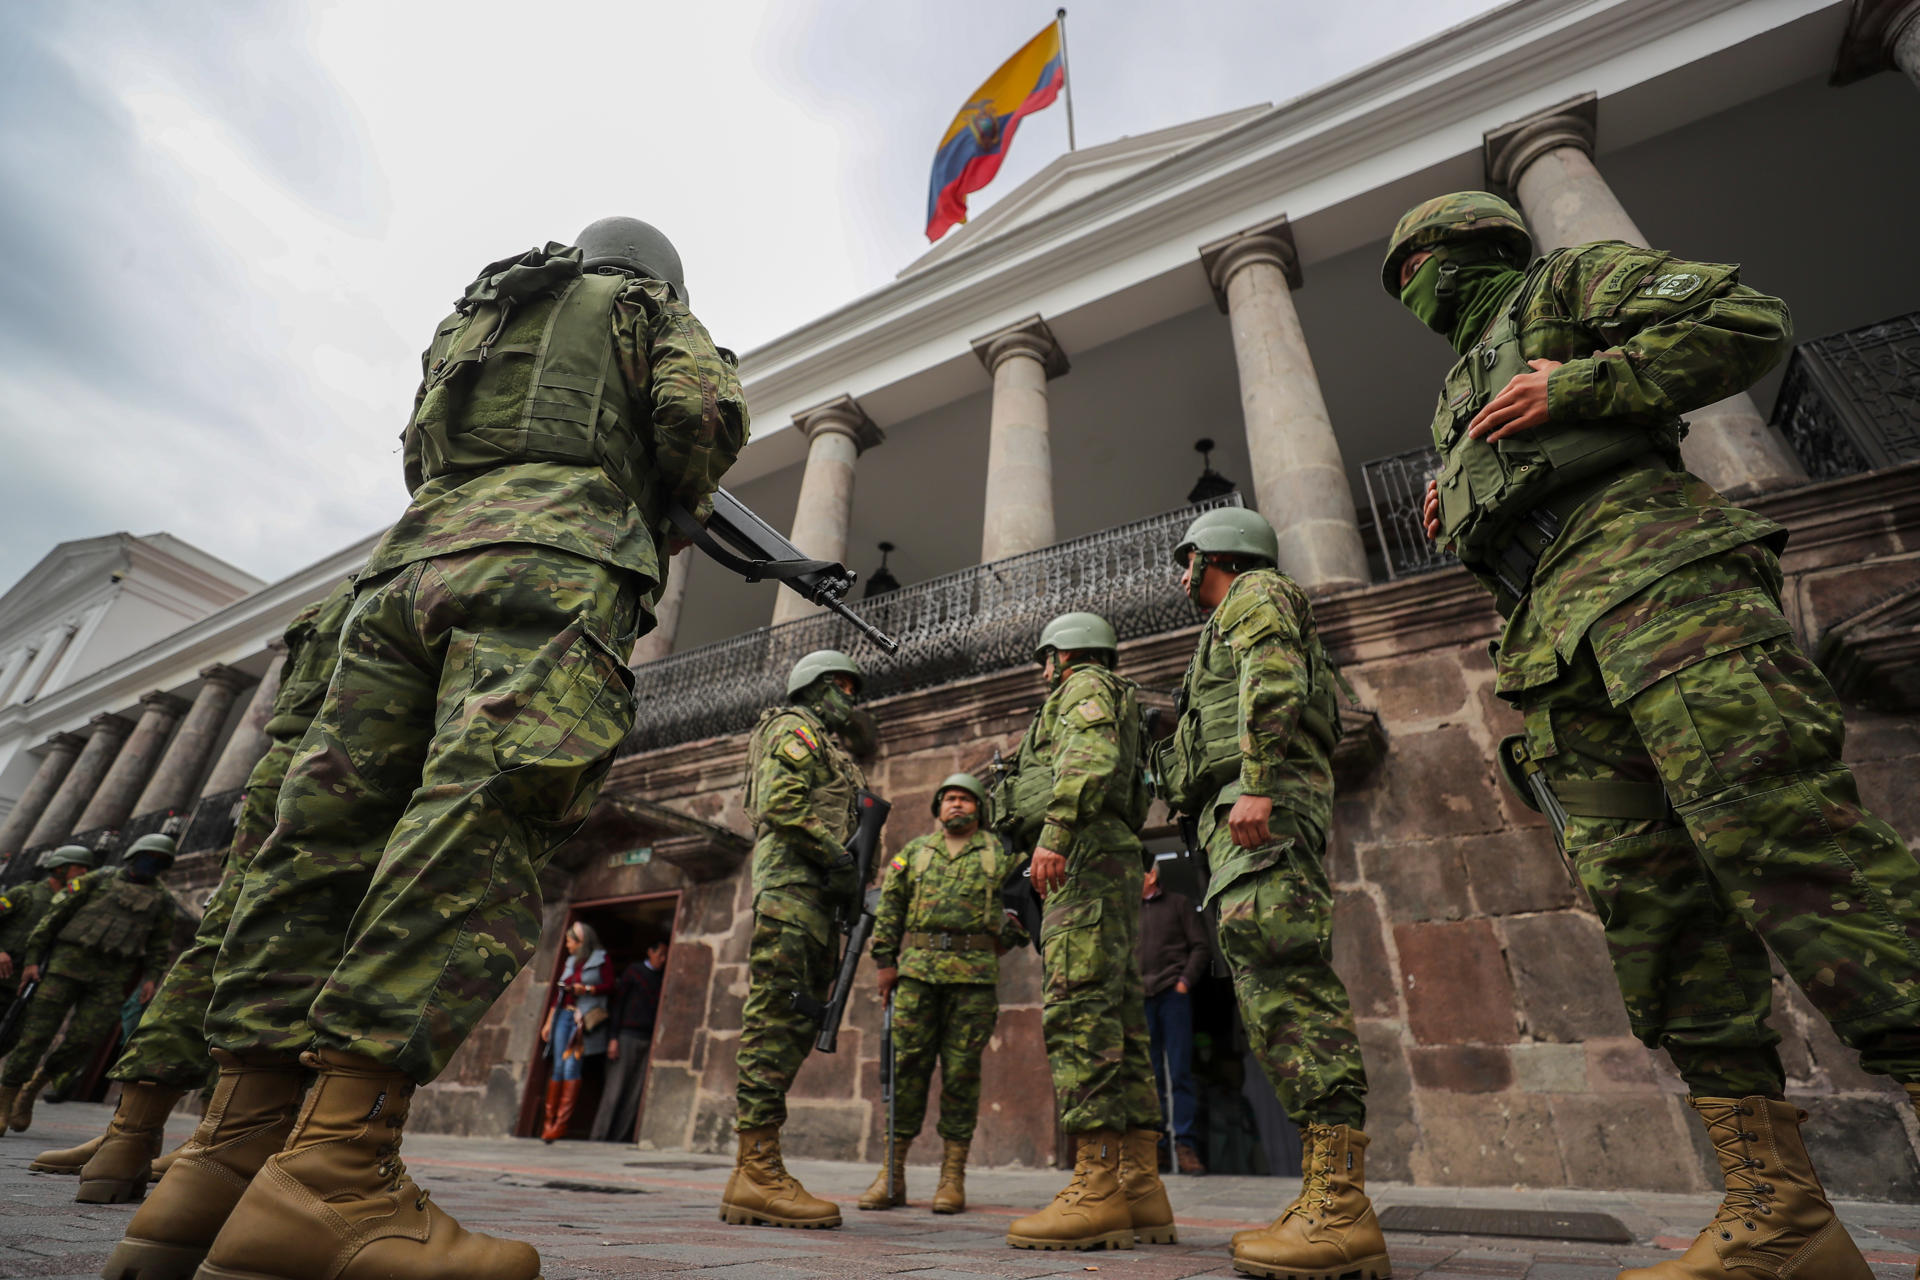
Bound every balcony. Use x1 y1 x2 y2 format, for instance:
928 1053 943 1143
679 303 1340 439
622 495 1241 754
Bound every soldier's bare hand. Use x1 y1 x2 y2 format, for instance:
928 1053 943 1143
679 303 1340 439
1468 359 1562 441
21 964 39 985
1031 847 1068 898
138 980 157 1004
607 1040 621 1062
1228 794 1274 849
1423 479 1440 540
0 953 12 980
876 966 898 1005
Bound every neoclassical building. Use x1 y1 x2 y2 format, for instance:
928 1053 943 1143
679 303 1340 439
2 0 1918 1195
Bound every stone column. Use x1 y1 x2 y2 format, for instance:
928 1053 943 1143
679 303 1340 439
632 554 692 666
73 692 188 834
131 665 254 820
199 645 287 795
1200 217 1370 593
23 714 132 850
0 732 86 859
971 315 1069 563
1833 1 1920 86
771 395 883 626
1485 94 1805 496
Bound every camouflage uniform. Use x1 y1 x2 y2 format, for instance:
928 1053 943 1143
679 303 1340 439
870 829 1025 1142
1158 568 1367 1129
107 581 353 1088
1001 661 1159 1134
2 869 179 1087
204 244 747 1083
1433 241 1920 1095
735 702 864 1131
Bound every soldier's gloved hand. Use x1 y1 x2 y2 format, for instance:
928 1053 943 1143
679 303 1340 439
826 854 859 905
21 964 39 985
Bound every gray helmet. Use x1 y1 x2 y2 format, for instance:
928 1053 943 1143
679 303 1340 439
36 844 95 872
125 833 177 861
786 649 864 698
930 772 987 816
1033 612 1118 663
575 217 687 304
1173 507 1280 568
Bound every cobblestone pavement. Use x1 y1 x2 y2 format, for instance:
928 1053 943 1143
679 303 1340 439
3 1102 1916 1279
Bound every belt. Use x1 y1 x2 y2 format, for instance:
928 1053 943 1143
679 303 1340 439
902 930 997 953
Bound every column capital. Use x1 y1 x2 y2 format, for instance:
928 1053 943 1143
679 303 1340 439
1833 0 1920 82
197 663 255 693
88 712 134 739
971 314 1070 380
138 690 191 718
792 394 884 454
1484 92 1597 191
41 731 86 753
1199 216 1301 314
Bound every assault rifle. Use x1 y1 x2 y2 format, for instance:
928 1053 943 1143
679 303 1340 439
985 748 1045 954
879 994 898 1198
793 789 892 1053
0 972 39 1056
669 489 899 654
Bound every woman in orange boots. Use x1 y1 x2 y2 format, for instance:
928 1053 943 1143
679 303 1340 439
539 921 610 1143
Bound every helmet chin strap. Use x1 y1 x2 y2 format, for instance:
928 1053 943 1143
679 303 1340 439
1186 553 1210 609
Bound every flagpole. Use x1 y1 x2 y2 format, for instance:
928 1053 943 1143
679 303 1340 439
1056 8 1077 151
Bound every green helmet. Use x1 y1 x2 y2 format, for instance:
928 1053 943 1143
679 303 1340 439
125 833 177 861
1033 611 1118 663
786 649 864 698
575 216 688 305
929 772 987 816
1380 191 1533 296
1173 507 1279 569
36 844 95 872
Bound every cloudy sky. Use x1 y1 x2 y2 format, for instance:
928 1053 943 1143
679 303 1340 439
0 0 1502 595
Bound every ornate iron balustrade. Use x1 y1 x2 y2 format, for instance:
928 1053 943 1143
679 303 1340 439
1361 447 1454 580
622 495 1242 754
179 788 245 858
1772 312 1920 481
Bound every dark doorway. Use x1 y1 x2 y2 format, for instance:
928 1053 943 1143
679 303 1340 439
515 891 678 1142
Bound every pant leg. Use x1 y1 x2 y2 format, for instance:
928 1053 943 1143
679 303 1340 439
1213 828 1367 1130
1040 847 1145 1134
42 976 130 1083
1 971 83 1086
887 976 939 1141
1144 991 1170 1128
1161 989 1198 1145
933 984 997 1143
590 1030 649 1142
1117 891 1160 1132
734 907 834 1132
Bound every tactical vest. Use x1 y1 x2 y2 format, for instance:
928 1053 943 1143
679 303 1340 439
1429 256 1684 564
744 705 863 845
996 664 1152 848
402 246 659 530
57 874 166 959
910 836 1002 928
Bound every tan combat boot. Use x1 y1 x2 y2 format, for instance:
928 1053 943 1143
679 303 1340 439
102 1052 306 1280
857 1137 911 1210
31 1129 111 1175
189 1049 539 1280
1619 1097 1871 1280
719 1125 843 1228
9 1068 48 1131
72 1082 186 1204
1232 1126 1318 1249
931 1139 968 1215
1006 1129 1135 1251
1232 1124 1389 1280
1117 1128 1178 1243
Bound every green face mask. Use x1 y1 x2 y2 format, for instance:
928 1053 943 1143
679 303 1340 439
1398 251 1457 335
941 811 977 834
800 680 857 733
1399 245 1525 353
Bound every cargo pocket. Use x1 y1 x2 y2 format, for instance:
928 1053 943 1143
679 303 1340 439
1588 587 1791 708
1040 895 1106 1000
753 887 834 950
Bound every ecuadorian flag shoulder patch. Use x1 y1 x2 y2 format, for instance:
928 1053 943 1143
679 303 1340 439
791 724 819 751
888 855 906 872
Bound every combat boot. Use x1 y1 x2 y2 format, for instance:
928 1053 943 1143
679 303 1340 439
10 1068 49 1131
188 1048 539 1280
856 1137 911 1210
1117 1128 1178 1243
930 1139 968 1215
32 1129 111 1175
719 1125 843 1228
1006 1129 1134 1251
73 1082 186 1204
0 1083 17 1133
1231 1124 1388 1280
1232 1127 1318 1249
1619 1097 1871 1280
102 1052 305 1280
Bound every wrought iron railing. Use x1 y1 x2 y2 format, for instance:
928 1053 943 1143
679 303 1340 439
622 495 1242 753
179 788 245 858
1772 312 1920 481
1361 447 1454 581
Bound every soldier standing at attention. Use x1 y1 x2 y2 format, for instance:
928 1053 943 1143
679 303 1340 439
1158 507 1385 1280
721 650 870 1230
1386 191 1920 1280
36 580 352 1207
106 216 747 1280
998 612 1170 1253
0 835 181 1135
860 772 1026 1215
0 845 94 1028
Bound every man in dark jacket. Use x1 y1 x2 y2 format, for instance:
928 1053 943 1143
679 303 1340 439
590 940 667 1142
1138 863 1208 1174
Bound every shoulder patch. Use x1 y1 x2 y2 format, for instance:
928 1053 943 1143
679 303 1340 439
781 738 810 762
888 854 906 872
1075 698 1110 725
1639 271 1706 301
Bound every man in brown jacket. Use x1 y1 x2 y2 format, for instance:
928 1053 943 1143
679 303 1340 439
1138 862 1208 1174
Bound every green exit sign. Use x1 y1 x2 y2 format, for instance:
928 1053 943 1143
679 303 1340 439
607 846 653 868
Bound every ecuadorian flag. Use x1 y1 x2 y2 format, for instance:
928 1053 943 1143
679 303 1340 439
925 21 1065 242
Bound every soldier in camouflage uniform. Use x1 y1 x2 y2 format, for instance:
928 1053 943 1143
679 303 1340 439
0 845 94 1028
996 612 1169 1253
720 649 869 1231
1387 192 1920 1280
860 772 1025 1215
110 217 746 1280
1156 507 1387 1280
0 835 180 1135
31 580 353 1205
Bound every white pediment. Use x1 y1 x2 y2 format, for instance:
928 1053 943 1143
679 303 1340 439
0 536 131 642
